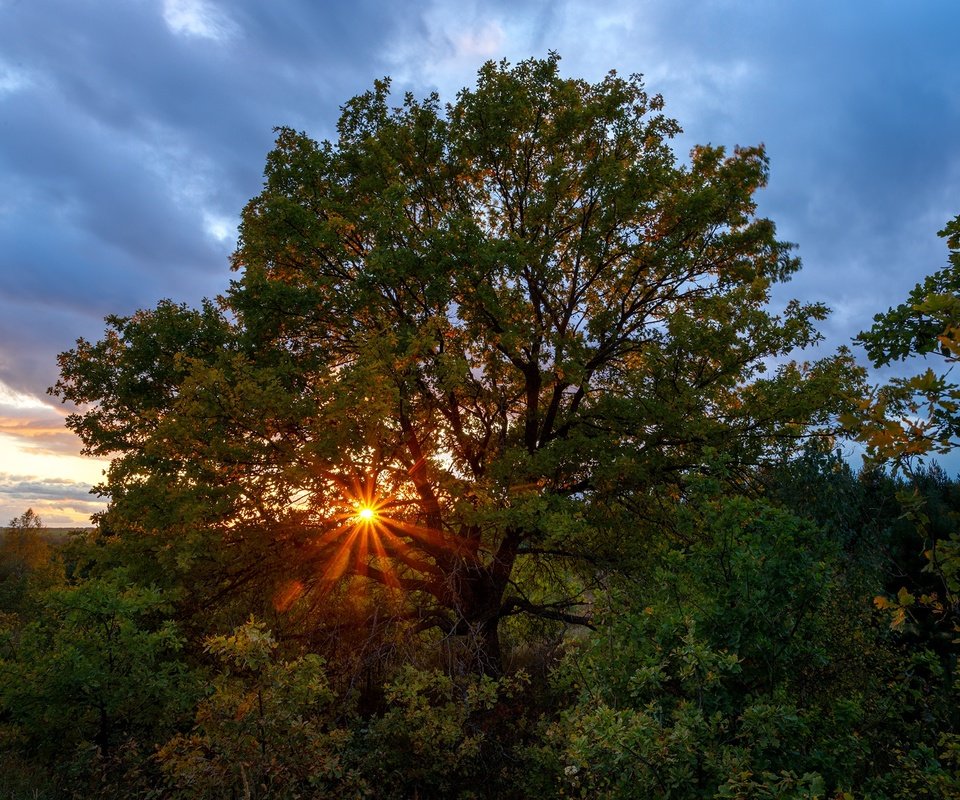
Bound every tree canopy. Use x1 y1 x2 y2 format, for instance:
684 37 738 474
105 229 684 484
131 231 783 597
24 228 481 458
54 55 857 674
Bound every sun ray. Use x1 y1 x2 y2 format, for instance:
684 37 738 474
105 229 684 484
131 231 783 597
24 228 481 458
288 469 464 612
356 523 371 567
319 526 362 585
273 579 305 612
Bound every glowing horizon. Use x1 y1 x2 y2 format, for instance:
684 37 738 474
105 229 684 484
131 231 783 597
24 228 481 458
0 380 108 527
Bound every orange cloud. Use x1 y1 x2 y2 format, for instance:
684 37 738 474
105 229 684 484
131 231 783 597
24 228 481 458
0 415 84 456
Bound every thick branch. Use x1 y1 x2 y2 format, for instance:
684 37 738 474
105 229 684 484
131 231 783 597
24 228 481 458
500 596 595 629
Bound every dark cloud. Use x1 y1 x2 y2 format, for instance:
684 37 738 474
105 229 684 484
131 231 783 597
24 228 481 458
0 0 417 396
607 0 960 333
0 474 101 504
0 473 104 526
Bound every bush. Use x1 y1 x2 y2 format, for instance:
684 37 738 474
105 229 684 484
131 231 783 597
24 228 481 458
524 495 959 798
158 618 364 799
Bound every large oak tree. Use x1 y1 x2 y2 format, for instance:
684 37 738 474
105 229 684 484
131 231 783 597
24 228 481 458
55 56 857 673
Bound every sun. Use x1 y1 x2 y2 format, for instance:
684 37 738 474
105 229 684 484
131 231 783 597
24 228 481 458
355 505 377 523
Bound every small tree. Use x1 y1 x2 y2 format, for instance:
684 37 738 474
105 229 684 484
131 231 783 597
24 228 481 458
0 509 62 616
2 509 46 579
528 493 959 798
55 55 858 673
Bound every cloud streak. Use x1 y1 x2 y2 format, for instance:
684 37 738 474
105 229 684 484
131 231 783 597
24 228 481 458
0 474 101 504
0 473 104 527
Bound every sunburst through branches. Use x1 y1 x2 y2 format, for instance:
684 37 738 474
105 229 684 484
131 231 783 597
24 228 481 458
273 471 454 614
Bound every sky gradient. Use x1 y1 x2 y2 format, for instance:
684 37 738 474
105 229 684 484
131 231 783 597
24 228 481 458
2 0 959 524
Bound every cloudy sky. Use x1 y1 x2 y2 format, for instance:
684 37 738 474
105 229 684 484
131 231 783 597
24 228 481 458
1 0 958 524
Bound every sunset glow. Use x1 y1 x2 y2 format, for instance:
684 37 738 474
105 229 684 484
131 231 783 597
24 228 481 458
0 379 108 525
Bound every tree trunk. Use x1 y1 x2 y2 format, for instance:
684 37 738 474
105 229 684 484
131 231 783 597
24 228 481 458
452 561 510 677
475 615 503 677
452 530 521 676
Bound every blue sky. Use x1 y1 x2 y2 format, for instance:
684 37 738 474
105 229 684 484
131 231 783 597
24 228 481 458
1 0 959 523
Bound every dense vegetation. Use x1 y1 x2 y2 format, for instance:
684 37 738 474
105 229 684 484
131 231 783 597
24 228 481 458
1 57 957 798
